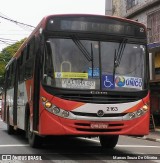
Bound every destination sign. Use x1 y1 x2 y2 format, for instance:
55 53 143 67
46 15 146 38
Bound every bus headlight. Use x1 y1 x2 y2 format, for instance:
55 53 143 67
126 104 148 120
41 96 71 118
129 113 136 119
136 109 143 116
52 107 60 114
62 110 69 117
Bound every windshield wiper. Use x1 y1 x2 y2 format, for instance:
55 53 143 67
72 35 92 61
113 49 117 81
113 39 127 80
72 35 95 77
90 43 94 77
115 38 127 67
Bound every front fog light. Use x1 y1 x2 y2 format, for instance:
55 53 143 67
62 110 69 117
52 107 60 114
129 112 135 119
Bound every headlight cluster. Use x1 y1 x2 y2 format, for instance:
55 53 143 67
126 104 149 120
41 97 70 118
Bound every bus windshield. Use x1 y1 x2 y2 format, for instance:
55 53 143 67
43 38 146 92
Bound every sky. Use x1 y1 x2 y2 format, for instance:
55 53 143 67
0 0 105 51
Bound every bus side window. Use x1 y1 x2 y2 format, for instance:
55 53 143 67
29 37 35 57
23 47 27 61
6 68 11 89
6 61 16 88
4 71 8 91
24 37 35 79
35 36 40 54
18 50 25 83
10 61 16 88
8 65 13 88
43 41 54 85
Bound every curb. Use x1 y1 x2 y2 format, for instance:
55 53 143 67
142 136 160 143
137 128 160 143
133 130 160 142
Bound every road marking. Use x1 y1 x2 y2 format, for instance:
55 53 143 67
116 145 160 148
0 144 29 147
1 139 159 149
153 161 160 163
81 137 99 142
82 138 160 148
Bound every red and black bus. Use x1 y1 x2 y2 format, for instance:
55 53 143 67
2 14 150 148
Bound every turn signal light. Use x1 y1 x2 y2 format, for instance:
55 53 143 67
41 97 47 102
45 102 52 108
142 105 148 111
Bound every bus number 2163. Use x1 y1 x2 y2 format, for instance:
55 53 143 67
106 107 118 111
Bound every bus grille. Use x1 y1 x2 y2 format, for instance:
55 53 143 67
71 112 127 117
57 94 140 104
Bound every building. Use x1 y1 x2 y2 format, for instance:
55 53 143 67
105 0 160 128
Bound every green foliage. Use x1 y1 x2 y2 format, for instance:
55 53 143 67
0 38 26 87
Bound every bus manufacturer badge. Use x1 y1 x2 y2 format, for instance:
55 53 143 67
97 110 104 117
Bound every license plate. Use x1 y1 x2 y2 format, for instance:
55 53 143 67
90 123 108 129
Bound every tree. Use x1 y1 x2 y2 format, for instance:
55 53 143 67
0 38 26 87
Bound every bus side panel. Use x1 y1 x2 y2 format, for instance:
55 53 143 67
1 92 6 121
16 82 28 130
6 88 14 126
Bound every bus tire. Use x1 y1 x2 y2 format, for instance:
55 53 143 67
7 124 14 135
7 107 14 135
27 117 42 148
99 135 119 149
24 104 30 139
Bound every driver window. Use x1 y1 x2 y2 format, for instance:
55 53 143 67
43 42 54 85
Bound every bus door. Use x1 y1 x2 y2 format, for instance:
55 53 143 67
16 52 27 130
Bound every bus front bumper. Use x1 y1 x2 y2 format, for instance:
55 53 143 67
39 110 149 136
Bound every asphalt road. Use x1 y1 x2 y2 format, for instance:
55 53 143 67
0 119 160 163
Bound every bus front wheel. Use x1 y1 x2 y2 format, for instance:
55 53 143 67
7 124 14 135
99 135 119 149
27 117 42 148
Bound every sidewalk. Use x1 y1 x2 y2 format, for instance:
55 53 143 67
139 128 160 142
